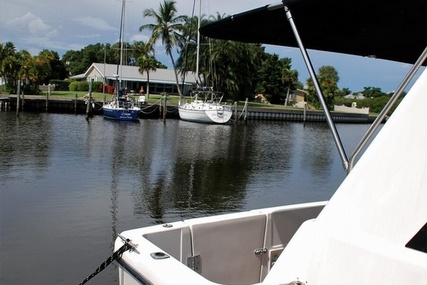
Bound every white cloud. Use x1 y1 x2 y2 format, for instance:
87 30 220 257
129 33 149 43
74 17 116 31
7 12 58 37
76 34 102 39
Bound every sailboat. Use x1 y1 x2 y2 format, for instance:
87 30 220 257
178 0 232 124
103 0 140 121
113 0 427 284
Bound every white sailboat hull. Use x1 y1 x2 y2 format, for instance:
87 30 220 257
178 103 232 124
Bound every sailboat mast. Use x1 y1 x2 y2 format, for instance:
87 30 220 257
117 0 126 86
195 0 201 84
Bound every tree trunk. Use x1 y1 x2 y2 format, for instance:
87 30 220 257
146 71 150 99
284 86 290 107
169 53 182 98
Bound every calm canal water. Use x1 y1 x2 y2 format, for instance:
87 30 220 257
0 112 372 285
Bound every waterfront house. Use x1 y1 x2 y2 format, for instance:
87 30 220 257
74 63 197 96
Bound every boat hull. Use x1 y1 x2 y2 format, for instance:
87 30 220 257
114 202 325 285
178 104 232 124
103 106 140 121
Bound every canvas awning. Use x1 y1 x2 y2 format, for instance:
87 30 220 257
200 0 427 65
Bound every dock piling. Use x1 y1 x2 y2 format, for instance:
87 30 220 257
16 80 21 117
86 79 93 120
46 84 50 112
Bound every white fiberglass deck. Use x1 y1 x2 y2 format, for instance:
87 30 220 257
115 202 325 285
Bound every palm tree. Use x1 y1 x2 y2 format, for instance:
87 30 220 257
137 54 157 98
132 41 154 62
134 41 155 97
0 42 17 89
16 50 33 84
280 58 299 106
139 0 187 97
177 15 199 81
178 11 264 101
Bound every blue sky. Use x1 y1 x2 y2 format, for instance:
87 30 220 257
1 0 423 93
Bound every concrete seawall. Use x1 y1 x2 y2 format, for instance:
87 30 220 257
0 95 375 123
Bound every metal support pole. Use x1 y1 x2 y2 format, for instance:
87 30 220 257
348 45 427 171
283 5 349 171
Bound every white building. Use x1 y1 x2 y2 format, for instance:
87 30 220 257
75 63 197 95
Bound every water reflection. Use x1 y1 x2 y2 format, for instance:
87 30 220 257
0 113 52 181
300 123 334 178
130 121 251 223
0 112 370 285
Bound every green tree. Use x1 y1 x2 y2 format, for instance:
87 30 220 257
16 50 35 93
0 45 63 94
62 50 86 76
255 53 282 102
207 40 260 101
137 55 158 97
255 53 299 104
280 57 300 106
338 87 352 97
132 41 152 64
177 14 200 82
140 0 187 97
0 42 19 91
306 65 340 110
34 49 56 84
62 43 115 76
46 51 67 82
362 86 386 98
136 41 158 97
178 12 264 101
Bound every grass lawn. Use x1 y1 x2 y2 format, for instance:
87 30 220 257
44 91 300 110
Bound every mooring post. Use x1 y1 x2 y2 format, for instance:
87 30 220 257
86 79 93 120
74 93 78 114
303 102 307 125
16 80 21 117
234 101 237 124
244 98 248 123
21 92 25 112
46 84 50 112
163 94 167 121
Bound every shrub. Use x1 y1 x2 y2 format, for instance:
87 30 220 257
69 81 79 91
23 85 41 95
78 81 89 92
99 84 115 94
50 79 70 91
2 84 16 94
92 81 102 92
